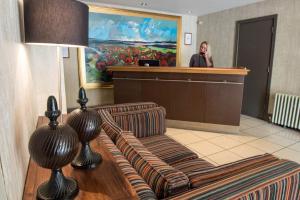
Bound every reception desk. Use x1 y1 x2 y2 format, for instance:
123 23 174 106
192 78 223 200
108 66 249 131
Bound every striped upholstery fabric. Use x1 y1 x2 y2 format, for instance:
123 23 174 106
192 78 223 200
99 133 157 200
139 135 198 165
116 132 190 199
168 159 300 200
172 158 215 176
111 107 166 138
96 102 158 114
175 154 279 188
99 109 123 142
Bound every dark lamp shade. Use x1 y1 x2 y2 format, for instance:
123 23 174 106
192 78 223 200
24 0 89 47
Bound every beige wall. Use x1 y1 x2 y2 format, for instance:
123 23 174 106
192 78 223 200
28 46 68 114
0 161 6 200
197 0 300 113
0 0 61 199
64 48 114 109
181 14 198 66
64 3 198 109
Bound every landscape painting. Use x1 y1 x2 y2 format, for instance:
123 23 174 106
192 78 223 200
79 6 181 89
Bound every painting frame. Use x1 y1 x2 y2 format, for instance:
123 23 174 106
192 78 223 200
78 5 182 89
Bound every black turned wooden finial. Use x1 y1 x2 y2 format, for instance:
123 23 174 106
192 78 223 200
45 96 61 128
67 87 102 169
29 95 80 200
77 87 88 110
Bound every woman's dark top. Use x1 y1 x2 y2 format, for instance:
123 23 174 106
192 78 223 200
189 54 213 67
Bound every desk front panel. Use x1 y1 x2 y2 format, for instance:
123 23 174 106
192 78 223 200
113 71 244 126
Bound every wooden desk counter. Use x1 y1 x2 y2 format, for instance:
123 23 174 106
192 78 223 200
108 66 248 127
108 66 249 75
23 117 138 200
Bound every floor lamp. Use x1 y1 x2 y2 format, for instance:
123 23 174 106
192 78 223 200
24 0 89 117
24 0 89 199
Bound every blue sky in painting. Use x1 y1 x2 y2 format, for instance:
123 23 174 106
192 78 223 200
89 12 177 42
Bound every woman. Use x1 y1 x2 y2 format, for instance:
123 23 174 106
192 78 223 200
189 41 213 67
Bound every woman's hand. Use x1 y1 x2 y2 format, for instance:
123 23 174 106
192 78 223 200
204 52 213 67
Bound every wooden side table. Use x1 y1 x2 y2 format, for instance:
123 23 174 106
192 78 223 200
23 117 138 200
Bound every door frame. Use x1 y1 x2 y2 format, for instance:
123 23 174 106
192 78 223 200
233 14 277 120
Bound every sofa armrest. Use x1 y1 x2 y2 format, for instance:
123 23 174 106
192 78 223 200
99 132 157 200
116 132 189 199
99 109 123 142
168 159 300 199
187 154 278 188
111 107 166 138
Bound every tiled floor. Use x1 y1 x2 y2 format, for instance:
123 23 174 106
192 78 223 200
166 115 300 166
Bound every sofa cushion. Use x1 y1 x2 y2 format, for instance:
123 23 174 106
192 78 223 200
139 135 198 165
99 133 157 200
175 153 279 188
111 107 166 138
99 109 123 142
116 132 190 199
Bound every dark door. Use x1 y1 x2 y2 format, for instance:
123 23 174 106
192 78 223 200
235 15 277 120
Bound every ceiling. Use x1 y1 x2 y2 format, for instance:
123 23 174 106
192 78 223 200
85 0 264 16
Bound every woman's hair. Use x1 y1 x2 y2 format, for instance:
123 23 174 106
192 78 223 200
200 41 208 46
200 41 212 59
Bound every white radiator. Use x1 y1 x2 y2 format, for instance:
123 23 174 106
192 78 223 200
272 93 300 130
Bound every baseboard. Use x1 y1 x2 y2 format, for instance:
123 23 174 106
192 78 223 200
166 119 240 134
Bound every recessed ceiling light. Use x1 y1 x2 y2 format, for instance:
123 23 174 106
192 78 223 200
140 2 148 6
187 11 192 14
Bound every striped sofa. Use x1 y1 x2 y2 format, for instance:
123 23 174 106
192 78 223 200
97 102 300 200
